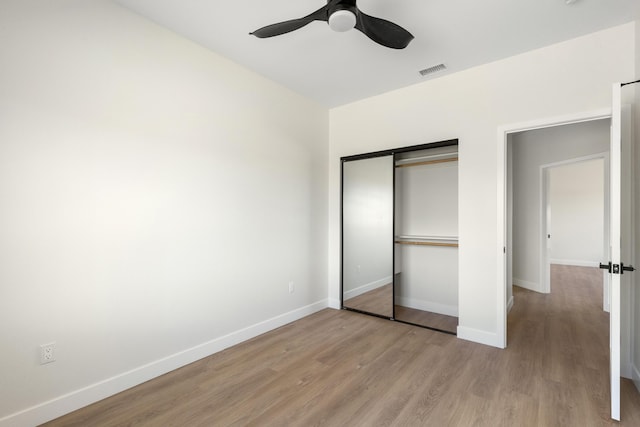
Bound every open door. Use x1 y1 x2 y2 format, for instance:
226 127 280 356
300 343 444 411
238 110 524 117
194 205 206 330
602 82 635 421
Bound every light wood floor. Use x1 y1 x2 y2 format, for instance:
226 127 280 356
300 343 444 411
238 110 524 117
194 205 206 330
44 265 640 426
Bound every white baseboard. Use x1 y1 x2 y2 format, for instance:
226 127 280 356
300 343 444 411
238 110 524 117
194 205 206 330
327 297 341 309
550 259 599 268
0 299 329 427
513 277 540 293
343 276 391 301
457 326 504 348
622 360 633 380
507 295 514 313
395 296 458 317
632 364 640 394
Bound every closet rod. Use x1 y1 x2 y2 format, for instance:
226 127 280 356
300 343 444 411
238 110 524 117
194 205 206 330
395 157 458 168
395 240 459 247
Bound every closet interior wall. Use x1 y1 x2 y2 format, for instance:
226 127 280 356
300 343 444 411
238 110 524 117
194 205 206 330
394 146 459 333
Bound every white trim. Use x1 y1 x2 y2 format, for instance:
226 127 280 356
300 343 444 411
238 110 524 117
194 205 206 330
0 299 329 427
620 103 636 386
328 297 341 309
632 363 640 394
342 276 392 301
498 109 612 136
497 126 508 349
622 360 633 380
549 259 600 268
497 108 611 349
541 166 551 293
540 152 610 170
507 295 514 313
457 326 501 348
512 278 541 293
629 100 638 400
395 296 458 317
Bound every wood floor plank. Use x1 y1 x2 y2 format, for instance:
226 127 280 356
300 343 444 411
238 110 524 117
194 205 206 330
43 265 640 426
356 337 447 426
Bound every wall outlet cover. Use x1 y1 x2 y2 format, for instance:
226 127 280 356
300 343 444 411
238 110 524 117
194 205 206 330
40 342 56 365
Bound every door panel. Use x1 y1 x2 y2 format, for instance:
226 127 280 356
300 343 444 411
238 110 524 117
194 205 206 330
341 155 394 318
608 82 635 421
609 82 622 421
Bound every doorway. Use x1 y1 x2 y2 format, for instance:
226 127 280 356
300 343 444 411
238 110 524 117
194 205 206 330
498 88 638 421
540 155 609 304
506 119 610 320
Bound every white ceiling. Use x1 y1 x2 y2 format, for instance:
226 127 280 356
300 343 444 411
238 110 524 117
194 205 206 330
115 0 637 107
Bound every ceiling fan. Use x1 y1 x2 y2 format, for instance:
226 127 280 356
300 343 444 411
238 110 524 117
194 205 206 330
250 0 414 50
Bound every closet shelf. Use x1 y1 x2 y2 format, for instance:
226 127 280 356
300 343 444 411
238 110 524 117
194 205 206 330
395 156 458 168
395 235 459 247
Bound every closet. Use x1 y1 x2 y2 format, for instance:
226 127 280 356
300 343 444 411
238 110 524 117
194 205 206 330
341 140 459 334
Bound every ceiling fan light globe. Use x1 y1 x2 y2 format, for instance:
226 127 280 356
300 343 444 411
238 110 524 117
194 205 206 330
328 10 356 32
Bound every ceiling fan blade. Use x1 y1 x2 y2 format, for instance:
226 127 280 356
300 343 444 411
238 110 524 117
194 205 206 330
250 6 328 38
355 11 414 49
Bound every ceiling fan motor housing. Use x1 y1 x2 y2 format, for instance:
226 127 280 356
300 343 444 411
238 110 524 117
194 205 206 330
328 0 358 32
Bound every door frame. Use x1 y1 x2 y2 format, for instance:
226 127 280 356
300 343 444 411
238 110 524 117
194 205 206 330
496 108 612 348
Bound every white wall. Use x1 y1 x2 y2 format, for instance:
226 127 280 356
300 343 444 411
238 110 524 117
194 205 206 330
396 245 459 316
396 163 458 237
549 159 604 266
329 23 636 347
510 120 610 291
0 1 328 424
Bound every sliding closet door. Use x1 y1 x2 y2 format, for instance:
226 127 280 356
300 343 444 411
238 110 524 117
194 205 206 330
341 155 394 318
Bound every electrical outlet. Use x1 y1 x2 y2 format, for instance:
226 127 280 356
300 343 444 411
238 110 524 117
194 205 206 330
40 342 56 365
288 281 295 294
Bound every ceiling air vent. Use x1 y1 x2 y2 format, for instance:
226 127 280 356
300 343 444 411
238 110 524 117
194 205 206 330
419 63 447 77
